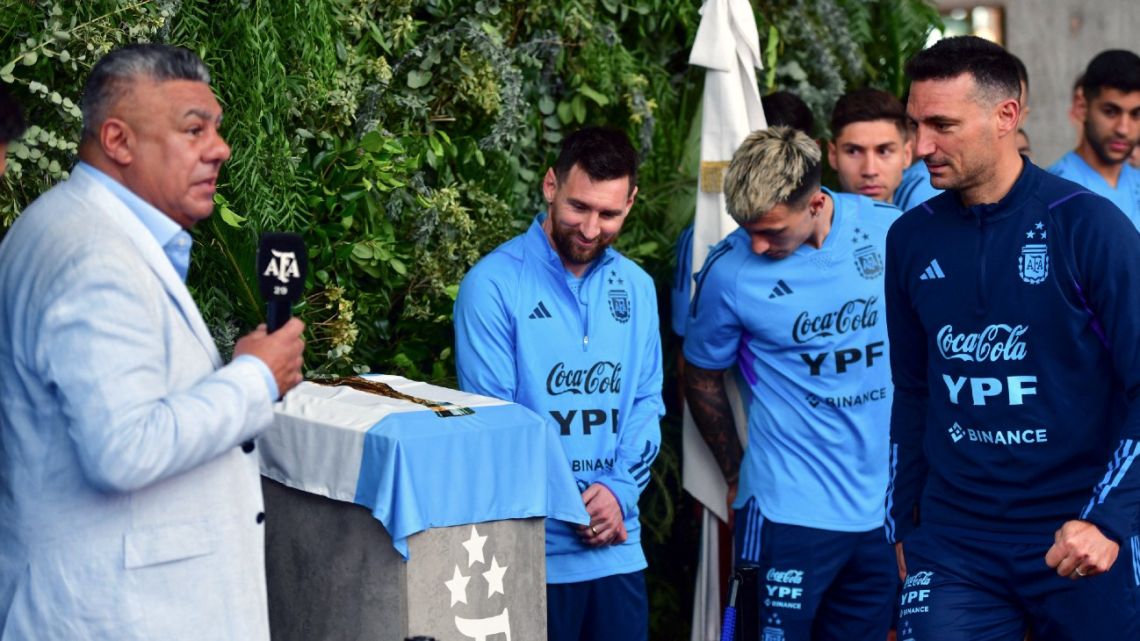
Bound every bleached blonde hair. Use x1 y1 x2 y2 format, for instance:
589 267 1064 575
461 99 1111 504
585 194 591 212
724 126 821 224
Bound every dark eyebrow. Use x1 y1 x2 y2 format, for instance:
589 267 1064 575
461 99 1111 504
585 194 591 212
184 108 223 125
567 198 622 217
752 226 786 236
924 116 958 127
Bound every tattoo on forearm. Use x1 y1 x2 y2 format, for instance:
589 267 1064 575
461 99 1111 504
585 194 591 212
683 364 743 484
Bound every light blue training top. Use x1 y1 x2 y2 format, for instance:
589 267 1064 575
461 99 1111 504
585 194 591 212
1048 150 1140 230
685 189 900 531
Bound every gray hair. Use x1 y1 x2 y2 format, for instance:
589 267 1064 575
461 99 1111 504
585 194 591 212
724 126 822 224
81 44 211 139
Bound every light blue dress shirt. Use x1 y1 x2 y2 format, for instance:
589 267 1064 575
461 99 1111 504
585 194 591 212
75 162 278 399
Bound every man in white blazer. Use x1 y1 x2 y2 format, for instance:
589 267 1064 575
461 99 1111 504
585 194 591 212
0 44 305 639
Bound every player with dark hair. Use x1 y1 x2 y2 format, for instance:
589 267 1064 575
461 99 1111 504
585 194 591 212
828 88 911 205
1049 49 1140 228
761 90 816 137
455 126 663 641
887 36 1140 640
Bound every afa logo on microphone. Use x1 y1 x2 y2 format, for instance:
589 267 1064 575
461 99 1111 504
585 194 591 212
257 232 308 300
263 250 301 286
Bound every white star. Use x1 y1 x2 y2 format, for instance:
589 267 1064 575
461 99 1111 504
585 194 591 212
1026 230 1035 239
462 525 487 567
444 565 470 607
1035 222 1044 230
1041 230 1047 239
483 556 508 597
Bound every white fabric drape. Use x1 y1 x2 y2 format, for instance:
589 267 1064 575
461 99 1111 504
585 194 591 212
686 1 767 638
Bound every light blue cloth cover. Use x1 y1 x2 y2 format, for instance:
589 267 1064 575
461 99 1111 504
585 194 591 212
354 401 590 558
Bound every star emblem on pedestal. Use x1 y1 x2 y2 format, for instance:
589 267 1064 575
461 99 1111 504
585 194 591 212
445 526 513 638
483 556 508 597
444 565 470 607
462 525 487 567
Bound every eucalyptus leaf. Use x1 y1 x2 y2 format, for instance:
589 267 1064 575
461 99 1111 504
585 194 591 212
577 84 610 107
351 243 374 260
218 205 246 228
407 70 432 89
572 94 587 123
556 101 573 125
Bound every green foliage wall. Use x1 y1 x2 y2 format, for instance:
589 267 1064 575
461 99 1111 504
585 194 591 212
0 0 938 635
0 0 939 377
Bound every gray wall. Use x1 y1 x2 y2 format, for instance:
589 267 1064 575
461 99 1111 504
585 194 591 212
937 0 1140 166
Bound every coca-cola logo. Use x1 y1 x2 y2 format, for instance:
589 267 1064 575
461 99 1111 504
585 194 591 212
546 361 623 396
791 297 879 344
904 570 933 589
766 568 804 585
936 324 1028 362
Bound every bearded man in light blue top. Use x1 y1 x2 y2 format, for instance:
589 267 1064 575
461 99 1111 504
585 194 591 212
1049 49 1140 229
0 45 305 640
684 126 899 641
454 127 664 641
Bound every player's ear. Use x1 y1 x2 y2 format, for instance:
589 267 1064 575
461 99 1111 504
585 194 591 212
996 98 1020 138
624 184 638 212
542 168 558 205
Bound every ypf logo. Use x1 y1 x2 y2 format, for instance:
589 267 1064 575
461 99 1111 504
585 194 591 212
263 250 300 285
442 526 512 640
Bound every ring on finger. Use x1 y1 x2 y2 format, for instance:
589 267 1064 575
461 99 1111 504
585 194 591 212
1074 567 1086 577
590 525 599 536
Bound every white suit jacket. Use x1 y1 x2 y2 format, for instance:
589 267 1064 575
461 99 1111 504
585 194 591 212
0 169 274 640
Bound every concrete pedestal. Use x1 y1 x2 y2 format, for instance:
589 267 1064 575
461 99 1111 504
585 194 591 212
263 478 547 641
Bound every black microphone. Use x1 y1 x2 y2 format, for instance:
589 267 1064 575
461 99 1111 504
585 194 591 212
256 232 308 332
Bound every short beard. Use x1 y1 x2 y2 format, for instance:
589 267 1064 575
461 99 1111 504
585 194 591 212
550 214 614 266
1085 118 1133 166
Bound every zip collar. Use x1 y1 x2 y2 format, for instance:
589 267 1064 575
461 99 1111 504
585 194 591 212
953 156 1038 224
525 211 617 278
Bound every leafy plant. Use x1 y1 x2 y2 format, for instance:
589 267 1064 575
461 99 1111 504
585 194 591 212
0 1 940 635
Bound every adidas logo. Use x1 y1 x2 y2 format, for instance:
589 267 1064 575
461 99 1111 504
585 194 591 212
768 280 794 299
919 259 945 280
528 301 552 319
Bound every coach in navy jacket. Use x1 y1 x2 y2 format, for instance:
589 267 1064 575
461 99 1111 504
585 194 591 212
885 36 1140 640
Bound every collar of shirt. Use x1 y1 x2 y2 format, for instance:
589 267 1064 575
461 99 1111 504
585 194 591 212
75 161 193 282
527 211 615 279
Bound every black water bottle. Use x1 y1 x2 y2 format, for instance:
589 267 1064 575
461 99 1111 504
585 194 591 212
736 565 760 641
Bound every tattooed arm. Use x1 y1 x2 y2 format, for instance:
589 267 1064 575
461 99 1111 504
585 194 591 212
684 363 743 485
